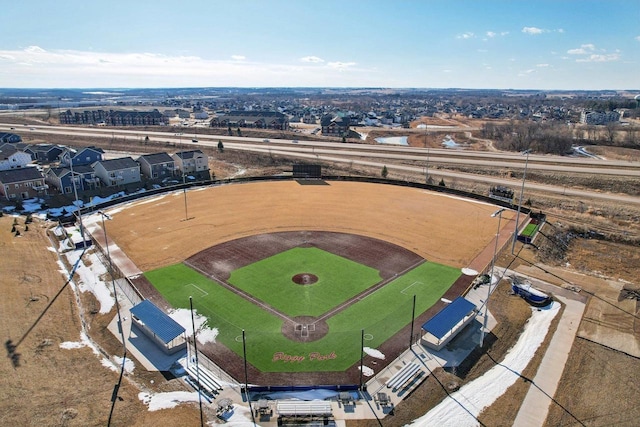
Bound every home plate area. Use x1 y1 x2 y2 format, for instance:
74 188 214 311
295 323 316 338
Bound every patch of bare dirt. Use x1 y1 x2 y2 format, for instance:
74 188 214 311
544 338 640 427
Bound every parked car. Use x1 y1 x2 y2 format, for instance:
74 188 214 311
263 139 270 143
192 139 198 143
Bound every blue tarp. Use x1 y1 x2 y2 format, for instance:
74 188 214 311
421 297 476 339
130 300 185 344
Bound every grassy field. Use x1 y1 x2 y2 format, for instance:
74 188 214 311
228 247 382 316
145 257 460 372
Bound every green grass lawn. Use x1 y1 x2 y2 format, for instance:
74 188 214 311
145 257 460 372
228 247 382 317
522 223 539 237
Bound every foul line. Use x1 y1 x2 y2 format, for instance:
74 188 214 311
187 283 209 297
400 281 424 295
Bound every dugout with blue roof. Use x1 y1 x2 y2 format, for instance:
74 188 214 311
420 297 477 351
130 300 187 354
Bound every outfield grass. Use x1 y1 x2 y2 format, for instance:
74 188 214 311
228 247 382 317
145 260 460 373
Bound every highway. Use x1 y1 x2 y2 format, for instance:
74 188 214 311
2 123 639 205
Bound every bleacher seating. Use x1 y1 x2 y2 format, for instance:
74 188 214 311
385 362 422 390
185 363 223 394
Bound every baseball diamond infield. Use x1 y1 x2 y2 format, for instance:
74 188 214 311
103 180 516 385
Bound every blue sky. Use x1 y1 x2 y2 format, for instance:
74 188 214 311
1 0 638 90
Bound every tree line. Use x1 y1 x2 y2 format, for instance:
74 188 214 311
481 120 639 154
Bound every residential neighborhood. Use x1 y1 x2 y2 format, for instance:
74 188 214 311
0 132 210 204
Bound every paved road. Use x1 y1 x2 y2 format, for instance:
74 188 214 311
3 123 639 205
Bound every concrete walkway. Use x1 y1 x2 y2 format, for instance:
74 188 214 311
512 291 586 426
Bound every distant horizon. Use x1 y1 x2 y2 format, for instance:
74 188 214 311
1 1 638 90
1 86 638 93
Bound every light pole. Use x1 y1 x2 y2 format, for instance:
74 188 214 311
425 148 430 183
511 149 531 254
481 207 505 348
100 210 127 426
182 167 190 221
98 210 125 348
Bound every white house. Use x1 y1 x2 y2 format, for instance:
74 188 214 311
0 146 33 171
171 150 208 175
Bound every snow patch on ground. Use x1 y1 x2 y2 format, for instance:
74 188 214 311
115 356 135 374
225 404 260 426
359 365 375 376
363 347 385 359
63 249 115 313
59 331 101 357
169 308 219 344
59 341 85 350
409 302 561 427
138 391 201 411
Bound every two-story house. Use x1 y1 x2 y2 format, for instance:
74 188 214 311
59 146 105 167
137 152 176 180
24 144 65 164
171 150 209 176
0 167 48 201
45 165 100 194
0 146 33 171
321 114 350 136
92 157 141 187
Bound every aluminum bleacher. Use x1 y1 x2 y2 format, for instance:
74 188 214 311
185 363 223 395
385 362 422 390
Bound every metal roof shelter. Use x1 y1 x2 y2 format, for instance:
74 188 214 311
130 300 186 354
420 297 477 351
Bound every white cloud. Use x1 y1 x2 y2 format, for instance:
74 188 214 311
536 63 550 67
300 56 324 63
566 44 620 62
25 45 47 53
456 32 475 40
522 26 545 35
327 61 356 70
635 35 640 42
0 46 373 87
486 31 508 38
523 27 563 35
567 44 596 55
577 53 620 62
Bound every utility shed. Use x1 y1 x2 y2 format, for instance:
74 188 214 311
130 300 186 354
421 297 477 351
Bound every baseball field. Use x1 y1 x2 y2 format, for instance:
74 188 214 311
100 180 515 384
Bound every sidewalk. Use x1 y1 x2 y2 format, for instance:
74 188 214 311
512 292 586 426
